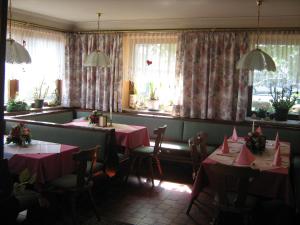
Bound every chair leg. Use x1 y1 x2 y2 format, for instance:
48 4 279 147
148 157 154 187
186 198 194 215
154 156 163 180
137 157 143 182
125 155 137 183
69 193 78 225
87 188 101 221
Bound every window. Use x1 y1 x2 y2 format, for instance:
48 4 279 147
5 24 65 104
123 33 178 112
250 33 300 115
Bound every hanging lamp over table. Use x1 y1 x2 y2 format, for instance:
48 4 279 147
236 0 276 72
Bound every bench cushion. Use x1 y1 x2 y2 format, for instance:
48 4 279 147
150 140 216 163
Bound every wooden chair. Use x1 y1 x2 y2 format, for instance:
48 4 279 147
50 146 101 225
189 132 209 180
125 125 167 187
209 163 260 225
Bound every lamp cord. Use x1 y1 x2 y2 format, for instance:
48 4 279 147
97 13 101 33
256 0 262 48
9 0 12 40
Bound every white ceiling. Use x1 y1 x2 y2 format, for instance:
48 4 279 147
10 0 300 31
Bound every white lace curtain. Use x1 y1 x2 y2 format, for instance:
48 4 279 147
5 23 66 103
123 32 179 107
250 31 300 91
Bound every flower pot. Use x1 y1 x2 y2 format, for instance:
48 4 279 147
148 99 159 111
129 94 137 109
274 108 289 121
34 99 44 108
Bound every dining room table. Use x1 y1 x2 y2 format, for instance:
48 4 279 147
4 138 79 184
64 120 150 154
190 137 294 207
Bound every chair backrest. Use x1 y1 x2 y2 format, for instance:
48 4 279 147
153 125 167 156
210 163 259 209
72 146 99 187
188 132 208 180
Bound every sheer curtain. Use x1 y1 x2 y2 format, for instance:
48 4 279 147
123 32 179 107
5 23 66 103
250 31 300 111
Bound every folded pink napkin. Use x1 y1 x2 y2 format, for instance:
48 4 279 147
272 146 281 167
221 136 229 154
236 145 255 165
275 132 280 149
256 126 262 135
231 127 238 142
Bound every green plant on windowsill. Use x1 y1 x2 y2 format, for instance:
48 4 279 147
6 95 29 112
149 82 158 101
270 85 297 121
33 80 49 108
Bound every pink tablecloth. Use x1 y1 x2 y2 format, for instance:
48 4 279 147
64 121 150 151
190 140 294 206
5 143 79 184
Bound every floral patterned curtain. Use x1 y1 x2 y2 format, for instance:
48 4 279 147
63 32 123 112
176 31 249 121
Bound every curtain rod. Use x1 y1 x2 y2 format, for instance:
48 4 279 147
9 19 300 34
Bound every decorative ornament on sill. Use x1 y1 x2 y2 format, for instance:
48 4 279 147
6 123 31 147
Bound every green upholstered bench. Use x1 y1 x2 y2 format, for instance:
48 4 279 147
150 140 216 164
5 118 113 163
12 110 74 124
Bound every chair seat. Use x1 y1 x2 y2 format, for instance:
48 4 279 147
51 174 77 189
132 146 154 155
86 161 104 175
15 189 40 211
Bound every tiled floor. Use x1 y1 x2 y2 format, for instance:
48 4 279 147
94 176 213 225
17 161 297 225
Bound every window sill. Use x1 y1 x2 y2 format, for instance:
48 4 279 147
122 108 176 118
245 117 300 129
4 106 65 116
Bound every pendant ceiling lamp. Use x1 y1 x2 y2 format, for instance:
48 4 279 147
6 0 31 64
236 0 276 71
83 13 110 67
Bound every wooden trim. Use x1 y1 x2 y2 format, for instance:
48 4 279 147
4 117 114 133
0 0 8 159
247 85 253 117
8 79 19 100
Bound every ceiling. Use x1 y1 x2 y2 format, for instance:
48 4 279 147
10 0 300 31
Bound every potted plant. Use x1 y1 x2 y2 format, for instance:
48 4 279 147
6 96 29 112
33 80 49 108
270 86 297 121
148 82 159 111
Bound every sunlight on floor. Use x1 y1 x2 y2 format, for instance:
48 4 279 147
141 178 192 193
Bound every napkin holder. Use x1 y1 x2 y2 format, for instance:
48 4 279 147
98 115 108 127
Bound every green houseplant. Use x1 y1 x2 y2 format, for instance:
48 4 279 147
270 86 297 121
148 82 159 111
33 80 49 108
6 96 29 112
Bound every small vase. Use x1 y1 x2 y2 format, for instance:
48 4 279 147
148 99 159 111
34 99 44 108
274 108 289 121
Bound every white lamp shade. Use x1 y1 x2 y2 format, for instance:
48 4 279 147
6 39 31 64
83 50 110 67
236 48 276 72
